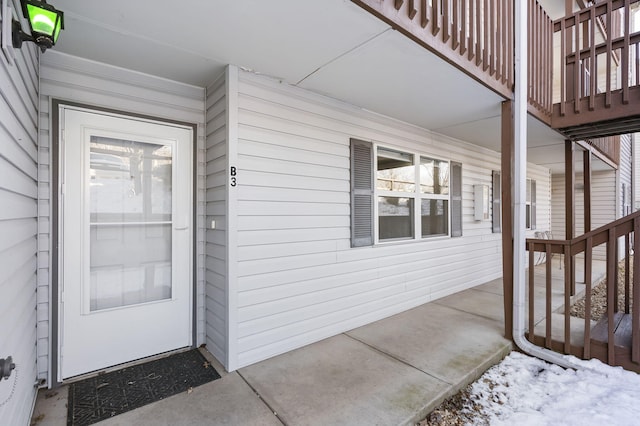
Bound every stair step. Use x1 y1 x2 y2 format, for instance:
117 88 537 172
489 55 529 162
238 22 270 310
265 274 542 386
590 312 632 349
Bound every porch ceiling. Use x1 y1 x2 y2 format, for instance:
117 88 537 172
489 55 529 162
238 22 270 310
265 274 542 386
50 0 565 171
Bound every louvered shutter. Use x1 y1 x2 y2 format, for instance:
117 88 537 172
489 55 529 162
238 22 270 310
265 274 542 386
492 171 501 233
451 161 463 237
350 139 374 247
531 179 537 230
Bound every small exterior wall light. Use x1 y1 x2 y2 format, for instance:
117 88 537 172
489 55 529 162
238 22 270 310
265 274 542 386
12 0 63 52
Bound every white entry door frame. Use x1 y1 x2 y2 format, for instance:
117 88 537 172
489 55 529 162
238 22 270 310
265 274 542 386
54 103 196 382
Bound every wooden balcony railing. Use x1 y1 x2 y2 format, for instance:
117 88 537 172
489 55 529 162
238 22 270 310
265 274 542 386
526 210 640 371
552 0 640 135
351 0 515 98
527 0 554 123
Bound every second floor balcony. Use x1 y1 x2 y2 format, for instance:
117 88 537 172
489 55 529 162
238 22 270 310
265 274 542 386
353 0 640 155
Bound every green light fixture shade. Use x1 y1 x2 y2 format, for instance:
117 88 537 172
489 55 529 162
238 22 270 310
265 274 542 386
22 0 64 44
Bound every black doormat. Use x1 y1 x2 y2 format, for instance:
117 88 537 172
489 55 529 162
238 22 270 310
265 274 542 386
67 349 221 426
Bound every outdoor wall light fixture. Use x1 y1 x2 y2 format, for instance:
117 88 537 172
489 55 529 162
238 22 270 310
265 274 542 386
12 0 63 52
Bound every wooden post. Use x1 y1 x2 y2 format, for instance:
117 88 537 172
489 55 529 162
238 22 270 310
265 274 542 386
584 149 592 282
502 100 514 340
566 140 576 295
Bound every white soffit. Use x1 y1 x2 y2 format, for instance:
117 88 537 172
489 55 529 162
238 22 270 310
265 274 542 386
298 29 504 135
51 0 390 86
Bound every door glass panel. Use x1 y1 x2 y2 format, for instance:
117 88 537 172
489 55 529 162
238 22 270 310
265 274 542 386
89 136 172 311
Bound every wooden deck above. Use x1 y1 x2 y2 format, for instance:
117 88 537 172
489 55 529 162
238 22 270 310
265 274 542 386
351 0 640 164
550 0 640 143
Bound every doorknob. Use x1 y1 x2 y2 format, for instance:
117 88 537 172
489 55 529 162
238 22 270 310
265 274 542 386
174 226 188 230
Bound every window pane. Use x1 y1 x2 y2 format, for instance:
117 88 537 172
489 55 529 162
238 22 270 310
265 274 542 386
377 148 415 192
378 197 414 240
420 157 449 194
421 199 449 237
89 136 172 311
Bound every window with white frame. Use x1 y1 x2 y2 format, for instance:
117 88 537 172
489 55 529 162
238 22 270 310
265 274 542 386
375 147 452 242
350 139 462 247
525 178 537 230
492 171 536 232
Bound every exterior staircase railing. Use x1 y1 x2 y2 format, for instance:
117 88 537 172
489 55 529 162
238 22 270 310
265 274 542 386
552 0 640 139
526 210 640 371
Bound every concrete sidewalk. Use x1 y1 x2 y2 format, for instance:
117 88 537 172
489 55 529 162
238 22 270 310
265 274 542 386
32 260 607 425
32 278 512 426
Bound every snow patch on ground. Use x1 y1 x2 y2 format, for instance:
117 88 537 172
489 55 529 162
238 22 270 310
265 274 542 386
467 352 640 426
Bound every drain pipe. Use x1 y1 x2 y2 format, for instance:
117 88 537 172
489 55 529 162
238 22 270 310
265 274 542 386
511 0 582 370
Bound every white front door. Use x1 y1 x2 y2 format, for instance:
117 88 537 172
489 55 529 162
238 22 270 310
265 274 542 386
60 108 193 379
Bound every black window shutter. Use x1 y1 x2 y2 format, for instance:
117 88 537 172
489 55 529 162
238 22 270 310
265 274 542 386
531 179 537 230
350 139 374 247
492 171 501 233
451 161 463 237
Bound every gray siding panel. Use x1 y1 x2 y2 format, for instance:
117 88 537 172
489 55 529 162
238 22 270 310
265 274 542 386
205 71 228 366
38 51 207 383
551 170 616 261
0 2 40 422
619 135 633 217
234 70 551 368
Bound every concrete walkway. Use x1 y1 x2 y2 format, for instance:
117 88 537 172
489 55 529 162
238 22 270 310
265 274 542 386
33 260 605 426
32 279 511 426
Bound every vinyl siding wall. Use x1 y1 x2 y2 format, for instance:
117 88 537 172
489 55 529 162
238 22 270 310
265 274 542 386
619 134 632 218
0 3 40 424
37 51 207 383
551 169 616 261
205 70 228 367
232 69 551 368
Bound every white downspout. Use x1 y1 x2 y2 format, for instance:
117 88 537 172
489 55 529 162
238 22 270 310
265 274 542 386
512 0 583 370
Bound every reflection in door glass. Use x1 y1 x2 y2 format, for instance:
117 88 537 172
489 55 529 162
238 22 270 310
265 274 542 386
89 136 173 311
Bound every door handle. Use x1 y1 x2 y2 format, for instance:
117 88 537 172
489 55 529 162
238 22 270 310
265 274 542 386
174 226 188 230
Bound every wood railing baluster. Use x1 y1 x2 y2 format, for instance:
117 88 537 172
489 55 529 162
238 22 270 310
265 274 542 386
475 0 481 65
443 0 450 42
584 238 593 359
607 227 616 365
574 11 581 114
564 243 572 354
560 19 566 116
546 243 553 349
615 236 620 313
635 43 640 86
622 0 630 103
589 7 596 110
483 0 489 70
452 0 459 50
459 0 466 54
408 0 418 19
507 0 512 88
432 0 440 36
606 0 613 107
633 217 640 363
468 0 475 60
529 241 536 343
625 234 631 313
421 0 429 28
489 0 495 75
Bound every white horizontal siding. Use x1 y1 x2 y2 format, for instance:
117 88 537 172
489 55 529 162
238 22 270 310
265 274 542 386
205 71 227 367
38 51 206 383
233 70 551 367
0 2 39 423
619 134 632 218
551 169 616 261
